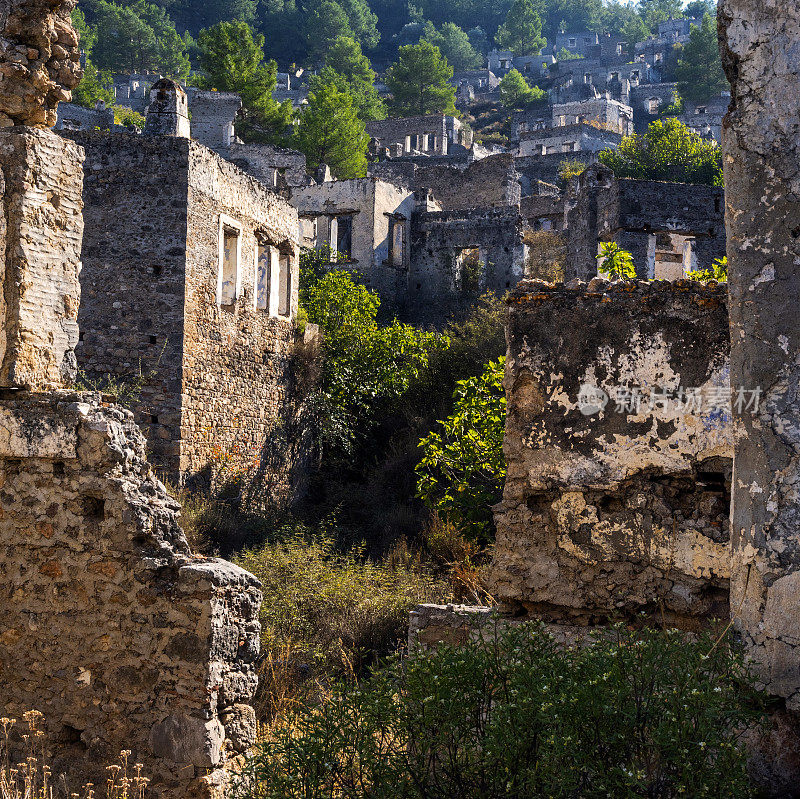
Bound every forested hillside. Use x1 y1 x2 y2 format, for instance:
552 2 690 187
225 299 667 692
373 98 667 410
76 0 719 70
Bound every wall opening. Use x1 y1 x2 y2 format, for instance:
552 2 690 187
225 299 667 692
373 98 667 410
456 247 483 294
256 243 272 311
336 215 353 260
278 250 292 317
218 217 241 306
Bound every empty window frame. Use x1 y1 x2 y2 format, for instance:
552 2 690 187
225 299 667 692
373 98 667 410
336 214 353 260
569 38 577 47
255 242 272 311
218 216 241 306
278 250 293 317
387 216 405 267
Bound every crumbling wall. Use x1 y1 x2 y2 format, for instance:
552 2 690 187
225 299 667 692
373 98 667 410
181 142 303 493
62 132 190 475
0 391 261 799
0 0 82 127
227 142 308 191
488 279 732 627
0 127 83 388
720 1 800 791
566 164 726 280
414 154 521 211
409 207 525 326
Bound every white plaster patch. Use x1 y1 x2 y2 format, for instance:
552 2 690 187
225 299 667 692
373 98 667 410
750 263 775 291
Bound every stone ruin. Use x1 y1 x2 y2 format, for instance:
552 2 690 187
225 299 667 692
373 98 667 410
488 279 732 629
0 5 263 797
0 0 82 128
413 0 800 792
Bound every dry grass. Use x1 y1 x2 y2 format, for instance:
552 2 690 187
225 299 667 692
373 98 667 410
1 713 148 799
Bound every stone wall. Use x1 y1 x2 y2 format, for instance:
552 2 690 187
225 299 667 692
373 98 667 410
181 142 303 490
0 0 82 127
0 127 83 389
720 0 800 791
409 207 525 326
0 391 261 799
565 164 726 280
62 131 304 491
291 176 415 311
488 279 732 628
227 142 308 190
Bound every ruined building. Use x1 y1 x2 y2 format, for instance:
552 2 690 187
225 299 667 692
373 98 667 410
0 6 263 797
488 279 732 627
60 80 307 490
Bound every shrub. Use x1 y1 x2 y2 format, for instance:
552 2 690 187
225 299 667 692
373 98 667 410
237 624 764 799
416 358 506 541
302 269 448 457
234 527 450 717
559 157 588 184
688 255 728 283
597 241 636 279
524 230 566 282
599 118 723 187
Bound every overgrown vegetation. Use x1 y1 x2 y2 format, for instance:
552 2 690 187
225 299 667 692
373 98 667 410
237 623 764 799
599 118 724 187
689 255 728 283
596 241 636 279
416 358 506 541
234 524 450 719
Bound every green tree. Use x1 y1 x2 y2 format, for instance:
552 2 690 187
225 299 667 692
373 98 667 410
305 0 378 61
424 22 482 71
675 14 728 103
499 68 545 109
544 0 604 39
323 36 386 121
495 0 546 56
385 40 456 117
301 269 446 454
621 13 649 54
467 26 488 55
596 242 636 279
294 79 370 179
685 0 716 19
416 358 506 540
601 0 640 35
90 0 190 76
338 0 380 50
71 7 116 108
556 46 583 60
598 117 723 186
638 0 684 33
196 21 293 143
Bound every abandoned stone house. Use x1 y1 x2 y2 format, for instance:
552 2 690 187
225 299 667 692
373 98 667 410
59 80 305 489
366 114 473 159
562 164 726 281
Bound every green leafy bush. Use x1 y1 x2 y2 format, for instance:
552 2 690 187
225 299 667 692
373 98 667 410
599 118 723 187
237 624 764 799
302 269 448 456
597 241 636 279
416 358 506 540
688 255 728 283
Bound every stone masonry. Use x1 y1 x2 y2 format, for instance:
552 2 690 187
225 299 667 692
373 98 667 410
0 392 262 799
0 127 83 388
720 0 800 791
62 131 304 489
0 0 82 128
488 279 732 628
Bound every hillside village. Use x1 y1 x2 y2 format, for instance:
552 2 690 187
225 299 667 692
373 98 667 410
3 0 800 798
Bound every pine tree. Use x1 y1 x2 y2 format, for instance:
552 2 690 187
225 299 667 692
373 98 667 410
385 40 456 117
675 14 728 103
196 21 293 143
424 22 482 71
495 0 546 56
323 36 386 121
499 69 546 109
294 79 370 179
305 1 354 62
